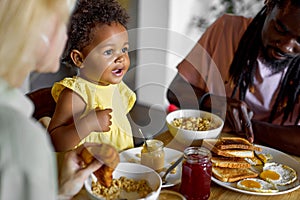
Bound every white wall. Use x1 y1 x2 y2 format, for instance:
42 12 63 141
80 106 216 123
136 0 209 108
136 0 170 109
135 0 264 108
166 0 210 91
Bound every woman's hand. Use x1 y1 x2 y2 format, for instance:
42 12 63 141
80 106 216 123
57 143 118 199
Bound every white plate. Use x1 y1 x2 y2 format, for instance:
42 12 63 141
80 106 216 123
120 147 183 188
212 144 300 195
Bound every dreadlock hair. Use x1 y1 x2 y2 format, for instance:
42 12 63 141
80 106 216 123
61 0 129 69
229 0 300 125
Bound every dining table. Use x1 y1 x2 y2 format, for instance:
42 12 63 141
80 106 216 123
74 130 300 200
155 131 300 200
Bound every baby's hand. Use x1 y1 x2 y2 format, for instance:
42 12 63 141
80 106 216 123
85 108 112 132
95 108 112 132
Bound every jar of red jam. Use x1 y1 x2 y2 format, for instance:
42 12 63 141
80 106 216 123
179 147 212 200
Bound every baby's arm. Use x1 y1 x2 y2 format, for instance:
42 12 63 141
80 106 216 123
48 88 112 152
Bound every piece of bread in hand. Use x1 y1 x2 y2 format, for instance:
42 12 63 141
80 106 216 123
81 144 119 187
212 167 258 182
211 156 251 169
93 165 114 187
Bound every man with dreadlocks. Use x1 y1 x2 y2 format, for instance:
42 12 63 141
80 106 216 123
167 0 300 155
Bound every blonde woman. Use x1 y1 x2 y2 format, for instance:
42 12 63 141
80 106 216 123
0 0 119 199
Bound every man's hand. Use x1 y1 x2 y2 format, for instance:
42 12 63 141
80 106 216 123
225 98 254 143
206 94 254 143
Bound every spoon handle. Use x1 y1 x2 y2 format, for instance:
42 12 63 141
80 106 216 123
162 155 184 180
138 128 149 149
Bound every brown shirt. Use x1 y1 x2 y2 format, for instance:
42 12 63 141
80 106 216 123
177 14 299 125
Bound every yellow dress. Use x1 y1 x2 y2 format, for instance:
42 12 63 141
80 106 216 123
51 77 136 151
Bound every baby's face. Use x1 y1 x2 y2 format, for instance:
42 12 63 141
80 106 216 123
80 22 130 86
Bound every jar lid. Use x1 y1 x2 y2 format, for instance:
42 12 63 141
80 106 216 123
158 190 186 200
144 139 164 151
183 146 211 162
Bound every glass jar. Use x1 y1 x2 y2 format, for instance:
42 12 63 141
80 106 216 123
141 139 165 172
180 147 212 200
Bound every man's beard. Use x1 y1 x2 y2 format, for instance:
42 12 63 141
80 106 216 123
260 46 294 74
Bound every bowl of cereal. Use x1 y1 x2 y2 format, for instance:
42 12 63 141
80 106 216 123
166 109 224 144
84 162 162 200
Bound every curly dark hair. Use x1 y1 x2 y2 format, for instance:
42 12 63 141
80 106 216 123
229 0 300 125
61 0 129 68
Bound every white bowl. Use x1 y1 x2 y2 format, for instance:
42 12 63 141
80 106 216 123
85 162 162 200
166 109 224 145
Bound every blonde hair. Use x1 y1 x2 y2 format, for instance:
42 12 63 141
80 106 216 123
0 0 75 87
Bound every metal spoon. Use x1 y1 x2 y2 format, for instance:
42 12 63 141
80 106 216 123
138 128 149 151
161 155 184 185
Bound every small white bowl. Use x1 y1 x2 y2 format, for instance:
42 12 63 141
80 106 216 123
166 109 224 145
85 162 162 200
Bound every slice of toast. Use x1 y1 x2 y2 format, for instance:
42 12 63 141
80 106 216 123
220 137 252 145
218 137 262 151
220 149 254 158
211 157 251 168
212 167 258 182
202 139 254 158
204 137 262 151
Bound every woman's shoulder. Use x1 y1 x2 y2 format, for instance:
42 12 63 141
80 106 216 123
0 105 47 135
0 105 51 155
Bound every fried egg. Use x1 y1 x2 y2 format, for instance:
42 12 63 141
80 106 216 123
237 178 278 193
245 153 273 166
257 153 273 163
259 162 297 186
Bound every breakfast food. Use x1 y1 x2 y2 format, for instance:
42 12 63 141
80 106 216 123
212 167 258 182
81 144 120 187
237 178 278 193
93 165 115 187
92 176 153 200
202 138 258 158
211 157 251 169
215 137 262 151
171 116 217 131
259 162 297 186
203 137 261 183
245 153 273 166
204 136 298 193
140 139 165 172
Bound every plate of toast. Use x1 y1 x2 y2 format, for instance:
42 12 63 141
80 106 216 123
203 137 300 195
119 147 182 188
